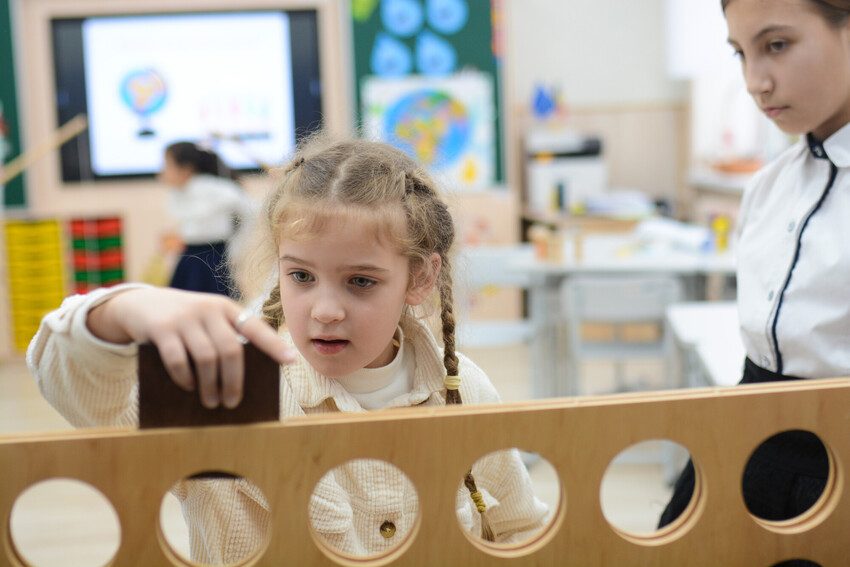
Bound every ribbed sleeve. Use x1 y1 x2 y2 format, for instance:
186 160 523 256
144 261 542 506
27 284 149 428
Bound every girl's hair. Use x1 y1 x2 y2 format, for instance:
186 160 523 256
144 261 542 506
165 141 229 178
237 134 496 540
722 0 850 25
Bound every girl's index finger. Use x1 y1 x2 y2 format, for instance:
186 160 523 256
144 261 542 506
233 310 298 365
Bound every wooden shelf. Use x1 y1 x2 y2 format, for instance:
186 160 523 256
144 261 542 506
521 210 640 234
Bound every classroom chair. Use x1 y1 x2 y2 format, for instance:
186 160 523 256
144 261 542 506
455 245 534 348
560 274 683 396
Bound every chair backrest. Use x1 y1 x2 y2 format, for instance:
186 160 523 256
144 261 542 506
457 244 534 289
455 245 535 348
560 274 684 368
562 274 683 324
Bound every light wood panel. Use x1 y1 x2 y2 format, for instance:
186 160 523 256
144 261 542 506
1 380 848 566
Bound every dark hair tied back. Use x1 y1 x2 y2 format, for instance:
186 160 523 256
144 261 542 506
722 0 850 25
165 141 227 178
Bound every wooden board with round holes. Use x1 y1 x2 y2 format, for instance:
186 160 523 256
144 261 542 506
1 379 848 566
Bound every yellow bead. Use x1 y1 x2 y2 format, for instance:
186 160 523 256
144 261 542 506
379 520 396 539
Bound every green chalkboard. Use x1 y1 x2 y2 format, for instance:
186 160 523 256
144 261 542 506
0 0 25 208
351 0 503 187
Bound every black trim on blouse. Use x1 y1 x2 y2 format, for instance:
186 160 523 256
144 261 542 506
770 135 838 373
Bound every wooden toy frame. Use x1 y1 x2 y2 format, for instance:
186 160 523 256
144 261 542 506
2 380 848 566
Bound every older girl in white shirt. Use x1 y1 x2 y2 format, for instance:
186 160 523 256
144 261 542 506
660 0 850 540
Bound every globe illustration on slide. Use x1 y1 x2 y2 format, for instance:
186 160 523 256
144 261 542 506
383 89 470 169
120 69 168 137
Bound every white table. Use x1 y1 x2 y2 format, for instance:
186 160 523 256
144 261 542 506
511 234 737 398
522 234 736 275
666 301 744 387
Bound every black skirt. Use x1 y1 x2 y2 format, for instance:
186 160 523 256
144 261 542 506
658 358 828 540
169 241 235 297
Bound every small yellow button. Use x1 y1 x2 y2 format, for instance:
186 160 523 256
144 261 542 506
379 520 396 539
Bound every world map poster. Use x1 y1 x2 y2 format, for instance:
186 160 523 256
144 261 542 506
362 72 495 191
352 0 503 189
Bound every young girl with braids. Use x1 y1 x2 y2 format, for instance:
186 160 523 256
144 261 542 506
29 137 548 563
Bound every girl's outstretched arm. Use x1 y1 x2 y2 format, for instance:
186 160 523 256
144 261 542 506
29 285 296 428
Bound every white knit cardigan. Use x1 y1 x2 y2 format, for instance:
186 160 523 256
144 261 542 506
28 285 549 563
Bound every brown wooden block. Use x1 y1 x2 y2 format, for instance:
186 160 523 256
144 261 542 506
137 342 279 429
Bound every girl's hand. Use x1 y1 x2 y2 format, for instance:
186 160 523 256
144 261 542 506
87 287 296 409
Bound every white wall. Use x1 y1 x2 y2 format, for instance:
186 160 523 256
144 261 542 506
506 0 687 108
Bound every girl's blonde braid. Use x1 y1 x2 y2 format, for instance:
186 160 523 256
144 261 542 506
438 256 496 542
402 169 495 540
439 264 461 405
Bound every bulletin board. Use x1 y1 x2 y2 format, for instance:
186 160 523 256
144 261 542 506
0 0 25 207
351 0 504 190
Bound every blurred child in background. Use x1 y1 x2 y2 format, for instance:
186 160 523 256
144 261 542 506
158 141 250 297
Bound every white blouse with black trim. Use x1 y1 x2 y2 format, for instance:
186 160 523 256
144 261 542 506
736 121 850 379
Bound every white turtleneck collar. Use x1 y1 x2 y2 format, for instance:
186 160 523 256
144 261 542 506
333 328 415 410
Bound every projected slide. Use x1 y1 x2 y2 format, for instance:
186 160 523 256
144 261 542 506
83 12 295 175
